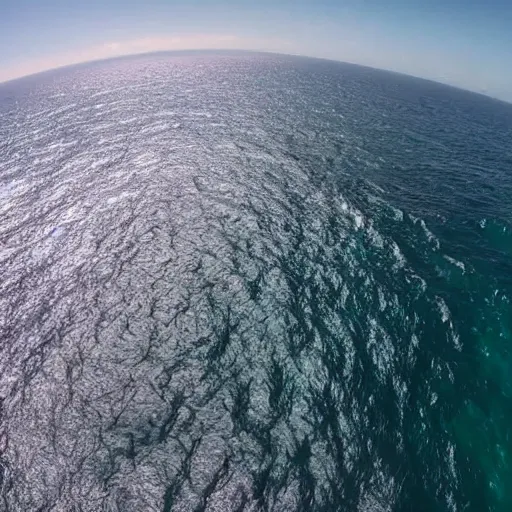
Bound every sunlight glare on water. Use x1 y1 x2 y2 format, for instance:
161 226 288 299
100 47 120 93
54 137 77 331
0 53 511 512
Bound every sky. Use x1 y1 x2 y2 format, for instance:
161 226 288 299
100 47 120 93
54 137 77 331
1 0 511 102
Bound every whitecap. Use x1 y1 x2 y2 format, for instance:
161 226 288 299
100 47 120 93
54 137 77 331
353 212 364 229
139 122 170 135
419 219 440 249
189 112 212 118
436 297 451 323
391 206 403 222
391 241 406 268
119 116 139 125
367 223 384 248
410 215 440 249
443 255 466 273
377 287 387 311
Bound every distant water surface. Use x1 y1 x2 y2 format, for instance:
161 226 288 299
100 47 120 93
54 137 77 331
1 52 512 511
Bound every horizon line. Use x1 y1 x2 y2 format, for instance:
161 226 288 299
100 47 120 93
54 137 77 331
1 47 510 106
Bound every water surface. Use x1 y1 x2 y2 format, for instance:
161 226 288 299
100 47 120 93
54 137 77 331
1 53 512 511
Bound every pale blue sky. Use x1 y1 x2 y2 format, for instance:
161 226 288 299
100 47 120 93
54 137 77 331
1 0 511 101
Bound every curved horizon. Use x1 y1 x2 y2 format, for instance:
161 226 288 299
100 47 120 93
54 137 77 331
2 46 511 107
1 1 511 103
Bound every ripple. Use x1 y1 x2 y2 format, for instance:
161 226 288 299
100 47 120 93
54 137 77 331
1 52 512 512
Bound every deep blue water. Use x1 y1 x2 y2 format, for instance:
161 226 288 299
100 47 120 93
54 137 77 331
0 52 512 511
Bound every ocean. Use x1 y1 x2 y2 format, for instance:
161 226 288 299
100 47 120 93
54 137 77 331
1 52 511 511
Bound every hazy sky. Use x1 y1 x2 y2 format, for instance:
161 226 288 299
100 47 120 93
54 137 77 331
1 0 511 101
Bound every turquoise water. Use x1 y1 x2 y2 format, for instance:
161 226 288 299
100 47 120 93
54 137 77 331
0 53 511 511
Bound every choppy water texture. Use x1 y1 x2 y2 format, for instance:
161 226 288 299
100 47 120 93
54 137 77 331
1 52 512 512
